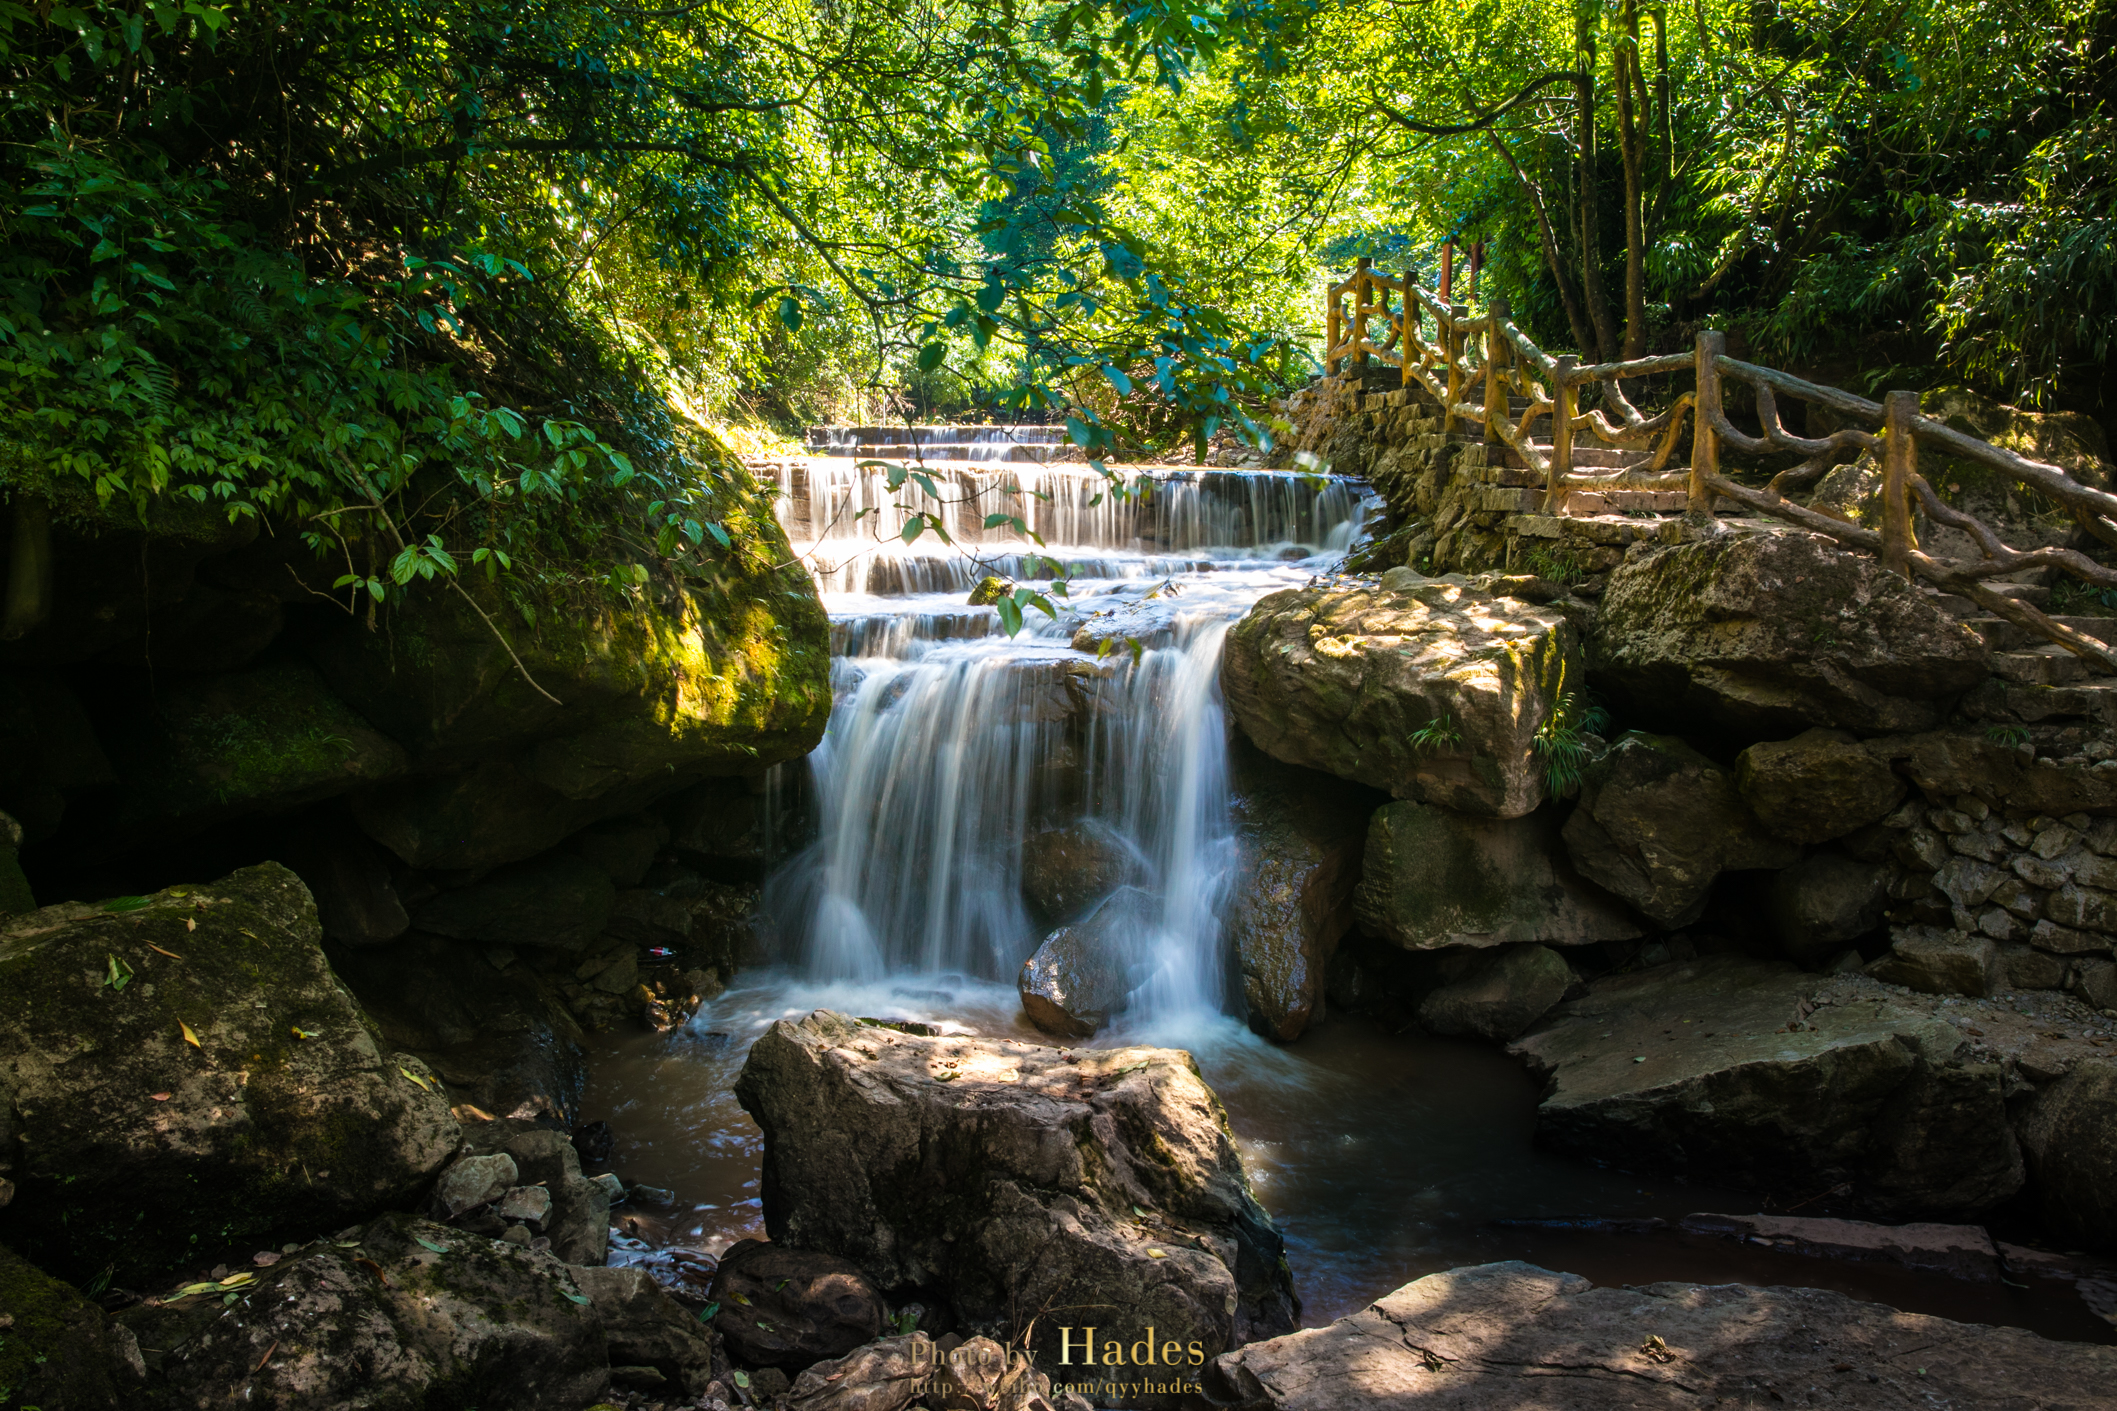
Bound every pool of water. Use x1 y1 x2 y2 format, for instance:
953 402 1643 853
579 971 2114 1344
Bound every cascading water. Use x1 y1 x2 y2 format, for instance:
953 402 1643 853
759 449 1358 1028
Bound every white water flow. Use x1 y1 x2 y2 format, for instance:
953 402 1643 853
760 448 1362 1029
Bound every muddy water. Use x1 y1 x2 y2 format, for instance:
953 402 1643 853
579 972 2113 1344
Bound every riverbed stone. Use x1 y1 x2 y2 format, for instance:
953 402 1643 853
454 1120 613 1267
1592 530 1989 735
1414 945 1571 1041
116 1212 612 1410
1560 731 1796 926
1354 800 1641 951
1018 888 1155 1038
2016 1057 2117 1251
708 1240 887 1371
1226 745 1376 1041
1736 728 1909 843
1203 1260 2117 1410
1507 956 2021 1215
1866 925 2002 997
733 1011 1298 1364
1019 821 1136 928
0 864 458 1283
1221 579 1580 818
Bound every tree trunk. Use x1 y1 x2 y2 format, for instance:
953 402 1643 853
1617 6 1648 356
1486 133 1598 356
1573 55 1620 363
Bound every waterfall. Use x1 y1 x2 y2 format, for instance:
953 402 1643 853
761 442 1358 1029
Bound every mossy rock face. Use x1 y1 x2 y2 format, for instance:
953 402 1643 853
0 864 458 1284
0 1241 133 1411
100 662 408 840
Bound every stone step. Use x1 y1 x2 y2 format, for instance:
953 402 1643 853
1962 616 2117 652
1563 488 1690 515
1994 645 2091 686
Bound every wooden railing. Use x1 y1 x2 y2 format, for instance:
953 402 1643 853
1324 256 2117 672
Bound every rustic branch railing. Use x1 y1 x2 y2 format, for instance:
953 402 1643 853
1322 259 2117 673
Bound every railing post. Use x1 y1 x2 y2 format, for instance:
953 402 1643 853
1326 279 1341 377
1443 305 1467 434
1689 329 1724 518
1353 256 1372 375
1881 390 1918 577
1484 297 1508 446
1401 266 1416 390
1546 355 1577 513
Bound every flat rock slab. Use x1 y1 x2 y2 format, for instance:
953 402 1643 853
1207 1261 2117 1409
1679 1212 2001 1281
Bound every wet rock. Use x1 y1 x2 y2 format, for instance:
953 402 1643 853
1866 925 2001 997
1736 727 1909 844
1679 1211 2002 1280
1354 800 1641 951
1019 822 1135 927
454 1121 613 1266
1414 944 1571 1042
968 575 1014 607
117 1212 610 1410
1017 887 1154 1038
0 1241 138 1410
1560 731 1796 926
436 1153 519 1217
1593 530 1989 735
734 1012 1297 1365
1225 745 1377 1041
573 1264 718 1390
1204 1260 2117 1410
1508 956 2022 1216
412 853 616 951
0 865 457 1283
707 1240 887 1371
330 933 587 1126
1769 850 1889 961
1221 578 1581 818
2016 1057 2117 1251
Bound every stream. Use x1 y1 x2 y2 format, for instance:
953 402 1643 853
583 444 2113 1346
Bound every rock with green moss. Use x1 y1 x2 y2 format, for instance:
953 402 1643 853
1735 727 1909 845
1354 800 1641 951
116 1212 634 1409
100 662 407 838
1561 731 1798 927
966 575 1013 607
0 864 458 1283
0 1241 139 1411
1593 531 1989 735
1222 575 1583 819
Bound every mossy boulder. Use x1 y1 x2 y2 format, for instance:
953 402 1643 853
1222 572 1581 819
1593 531 1989 735
0 1241 136 1411
0 864 458 1283
1735 727 1909 845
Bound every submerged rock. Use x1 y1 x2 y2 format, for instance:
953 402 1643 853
1593 530 1989 735
1560 731 1796 926
1414 944 1572 1042
1017 887 1154 1038
0 864 458 1282
1221 577 1580 818
1205 1260 2117 1410
1354 800 1641 951
1508 956 2023 1218
1225 745 1377 1041
707 1239 887 1371
734 1012 1297 1367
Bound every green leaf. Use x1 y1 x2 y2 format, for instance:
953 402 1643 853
1101 365 1134 396
103 896 151 913
915 342 946 372
414 1236 450 1254
560 1288 592 1305
698 1302 720 1322
105 954 135 990
776 294 803 332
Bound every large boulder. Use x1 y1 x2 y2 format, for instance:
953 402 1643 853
1017 888 1155 1038
1507 957 2022 1218
1205 1260 2117 1410
0 865 458 1282
1353 800 1641 951
1221 575 1580 818
116 1213 641 1409
1593 530 1989 735
1225 745 1377 1041
2016 1057 2117 1251
1560 731 1797 926
1414 944 1571 1042
1019 822 1136 928
707 1239 887 1371
1736 728 1908 844
733 1012 1298 1366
